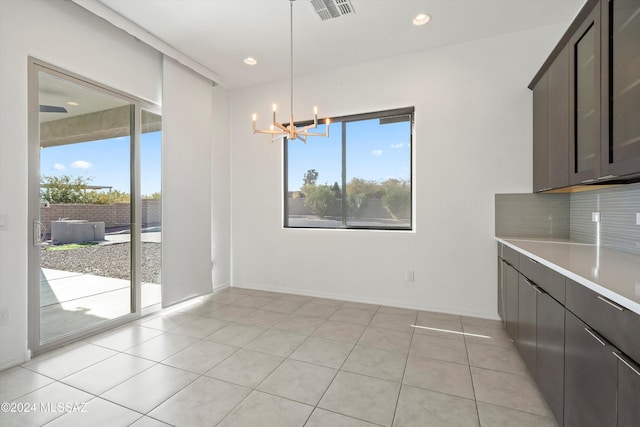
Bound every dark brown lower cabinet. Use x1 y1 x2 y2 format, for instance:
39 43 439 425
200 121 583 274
498 243 640 427
616 351 640 427
518 275 537 375
504 263 519 343
498 259 505 324
536 292 565 426
564 311 617 427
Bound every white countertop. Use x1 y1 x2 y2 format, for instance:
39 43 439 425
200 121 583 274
496 237 640 315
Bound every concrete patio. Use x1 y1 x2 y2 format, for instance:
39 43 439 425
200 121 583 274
39 268 161 343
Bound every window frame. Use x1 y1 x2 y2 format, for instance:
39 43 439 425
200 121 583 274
284 106 414 231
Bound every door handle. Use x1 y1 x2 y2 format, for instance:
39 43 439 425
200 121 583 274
597 295 624 311
584 327 606 346
613 352 640 377
33 220 44 246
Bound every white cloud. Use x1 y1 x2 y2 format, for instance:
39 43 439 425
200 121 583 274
372 150 383 156
53 163 65 170
390 143 404 149
71 160 93 169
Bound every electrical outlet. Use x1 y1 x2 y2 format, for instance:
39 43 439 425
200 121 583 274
0 215 7 230
0 307 10 327
405 271 415 282
636 213 640 225
592 212 600 223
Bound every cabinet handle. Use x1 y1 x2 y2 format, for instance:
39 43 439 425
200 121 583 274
524 278 543 294
597 175 617 181
584 327 606 346
528 258 538 264
613 352 640 377
597 295 625 311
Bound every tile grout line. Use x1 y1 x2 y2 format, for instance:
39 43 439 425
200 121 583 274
305 302 380 425
461 319 483 426
388 309 419 427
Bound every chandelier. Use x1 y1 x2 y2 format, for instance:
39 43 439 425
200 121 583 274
252 0 330 143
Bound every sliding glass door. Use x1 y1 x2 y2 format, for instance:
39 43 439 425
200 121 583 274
28 60 161 354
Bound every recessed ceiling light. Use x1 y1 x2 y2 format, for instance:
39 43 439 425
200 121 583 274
66 101 79 106
244 57 257 66
413 13 431 26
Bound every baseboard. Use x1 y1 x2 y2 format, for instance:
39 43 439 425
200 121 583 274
212 282 230 293
231 282 500 321
0 353 29 372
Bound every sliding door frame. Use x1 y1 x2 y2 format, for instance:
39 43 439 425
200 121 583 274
27 58 161 356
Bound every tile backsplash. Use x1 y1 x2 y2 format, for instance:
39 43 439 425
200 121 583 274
495 193 570 238
496 182 640 255
570 183 640 254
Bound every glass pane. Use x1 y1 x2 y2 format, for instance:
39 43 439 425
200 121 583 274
345 117 411 228
575 23 597 173
611 0 640 162
286 122 343 228
38 72 133 343
141 110 162 308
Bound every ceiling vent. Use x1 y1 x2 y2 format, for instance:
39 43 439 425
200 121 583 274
309 0 355 21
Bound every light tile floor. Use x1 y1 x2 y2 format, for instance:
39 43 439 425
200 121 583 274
0 288 558 427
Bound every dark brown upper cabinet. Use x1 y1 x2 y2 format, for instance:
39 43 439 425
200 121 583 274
569 3 602 185
533 72 549 192
548 47 571 189
530 0 640 190
532 47 570 193
601 0 640 178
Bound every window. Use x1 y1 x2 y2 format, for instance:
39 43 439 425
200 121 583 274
285 107 413 230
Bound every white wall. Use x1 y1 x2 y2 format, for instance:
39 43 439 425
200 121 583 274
230 25 566 318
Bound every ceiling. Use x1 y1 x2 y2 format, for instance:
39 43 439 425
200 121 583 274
97 0 586 89
39 72 129 123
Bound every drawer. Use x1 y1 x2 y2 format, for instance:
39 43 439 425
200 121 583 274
501 244 520 269
566 279 640 364
519 254 566 304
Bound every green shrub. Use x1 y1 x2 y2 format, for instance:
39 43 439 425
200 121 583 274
303 184 339 217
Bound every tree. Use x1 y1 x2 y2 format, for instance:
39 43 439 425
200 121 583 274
89 190 130 204
304 185 339 217
143 192 162 200
303 169 319 186
381 179 410 220
40 174 132 204
345 178 381 218
40 175 94 204
330 181 341 199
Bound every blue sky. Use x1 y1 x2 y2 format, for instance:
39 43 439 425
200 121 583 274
287 118 411 191
40 131 162 196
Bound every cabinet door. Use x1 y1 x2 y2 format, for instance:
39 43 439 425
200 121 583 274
615 351 640 427
533 72 550 192
569 4 602 185
564 311 617 427
505 264 519 343
548 46 570 189
498 259 505 324
518 275 537 375
601 0 640 177
536 293 565 426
